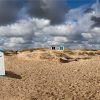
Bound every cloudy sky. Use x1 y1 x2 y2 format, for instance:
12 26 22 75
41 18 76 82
0 0 100 50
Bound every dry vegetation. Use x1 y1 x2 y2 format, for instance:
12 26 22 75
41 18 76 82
19 48 49 52
4 50 18 56
64 48 100 56
4 48 100 57
63 49 76 55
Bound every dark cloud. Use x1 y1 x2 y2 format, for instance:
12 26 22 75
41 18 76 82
27 0 68 24
0 0 68 25
91 16 100 27
84 8 94 13
0 0 24 25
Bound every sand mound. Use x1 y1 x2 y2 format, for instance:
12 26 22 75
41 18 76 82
17 49 92 64
17 50 64 60
18 50 55 60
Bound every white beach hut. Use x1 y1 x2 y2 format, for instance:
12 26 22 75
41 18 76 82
51 45 64 51
0 50 5 75
59 46 64 50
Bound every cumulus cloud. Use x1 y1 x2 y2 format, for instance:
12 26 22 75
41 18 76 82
27 0 68 24
0 18 70 49
81 33 92 39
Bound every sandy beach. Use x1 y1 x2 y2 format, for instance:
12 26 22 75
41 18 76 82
0 49 100 100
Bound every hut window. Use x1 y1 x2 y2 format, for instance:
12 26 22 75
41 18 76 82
60 46 64 50
52 47 55 50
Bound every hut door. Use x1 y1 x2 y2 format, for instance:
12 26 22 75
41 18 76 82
52 47 55 50
0 52 5 75
60 46 64 50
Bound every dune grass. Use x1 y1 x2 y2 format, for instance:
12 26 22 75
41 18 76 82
63 49 76 55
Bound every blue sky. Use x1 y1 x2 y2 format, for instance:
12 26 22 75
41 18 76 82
68 0 95 8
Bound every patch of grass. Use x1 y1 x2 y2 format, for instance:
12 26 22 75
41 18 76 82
64 49 75 55
95 51 100 55
4 50 18 56
54 51 72 59
40 53 54 59
78 51 95 56
34 48 48 51
79 48 97 51
20 48 48 52
87 52 95 56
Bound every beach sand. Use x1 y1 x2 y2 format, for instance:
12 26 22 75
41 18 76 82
0 49 100 100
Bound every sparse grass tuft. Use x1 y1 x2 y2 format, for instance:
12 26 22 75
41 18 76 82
40 53 54 59
78 51 95 56
63 49 75 55
19 48 48 52
4 50 18 56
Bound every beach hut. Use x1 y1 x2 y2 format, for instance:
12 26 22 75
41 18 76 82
0 50 5 75
51 45 64 51
51 45 59 50
51 46 56 50
60 46 64 50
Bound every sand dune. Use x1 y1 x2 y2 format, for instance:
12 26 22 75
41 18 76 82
0 49 100 100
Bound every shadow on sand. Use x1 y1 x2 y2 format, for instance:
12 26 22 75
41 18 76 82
5 71 22 79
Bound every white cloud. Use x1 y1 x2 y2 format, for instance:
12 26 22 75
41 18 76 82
53 37 68 42
92 27 100 33
81 33 92 39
